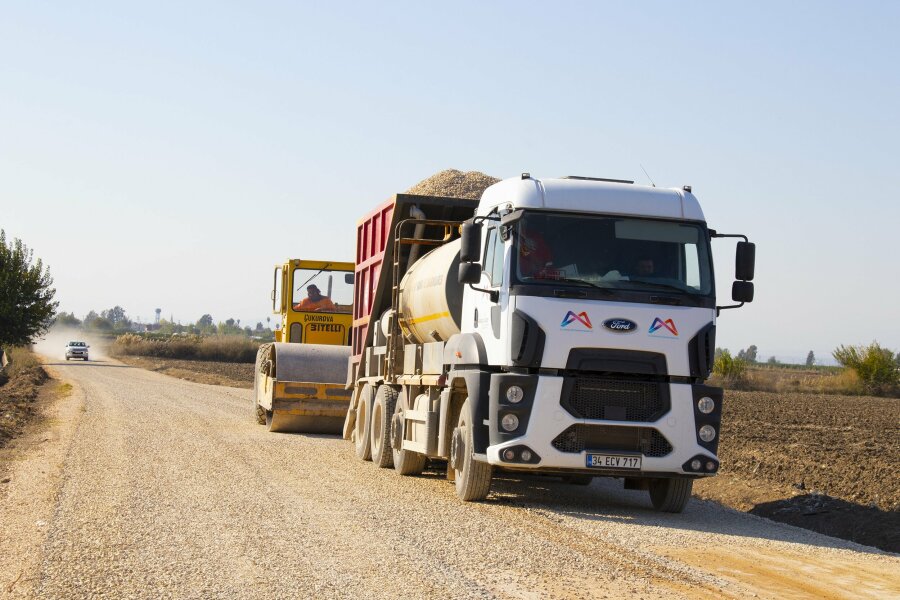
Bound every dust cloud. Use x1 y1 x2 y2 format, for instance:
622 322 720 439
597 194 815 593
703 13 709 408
32 326 113 362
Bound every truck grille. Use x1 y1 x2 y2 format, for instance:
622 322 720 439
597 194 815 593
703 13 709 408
562 376 667 422
551 424 672 457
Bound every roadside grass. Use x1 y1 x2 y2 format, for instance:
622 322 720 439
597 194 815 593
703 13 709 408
710 365 889 396
111 333 258 363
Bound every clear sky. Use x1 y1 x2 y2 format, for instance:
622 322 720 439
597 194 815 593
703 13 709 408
2 1 898 363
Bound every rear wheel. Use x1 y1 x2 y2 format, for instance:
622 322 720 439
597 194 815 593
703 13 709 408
391 390 425 476
354 384 374 461
451 398 492 501
371 385 397 468
265 410 275 431
648 478 693 513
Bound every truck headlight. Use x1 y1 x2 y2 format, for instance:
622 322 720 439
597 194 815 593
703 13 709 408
506 385 524 403
697 397 715 414
500 413 519 432
698 425 716 442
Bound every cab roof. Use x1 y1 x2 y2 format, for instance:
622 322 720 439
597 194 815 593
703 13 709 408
478 175 706 221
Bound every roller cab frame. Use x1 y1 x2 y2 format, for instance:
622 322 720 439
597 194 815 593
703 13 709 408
253 259 354 433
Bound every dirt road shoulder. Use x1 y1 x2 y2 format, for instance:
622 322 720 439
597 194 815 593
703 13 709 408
0 362 84 598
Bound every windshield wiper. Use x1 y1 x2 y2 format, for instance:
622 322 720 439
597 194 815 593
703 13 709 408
623 279 691 294
296 263 332 291
550 277 616 294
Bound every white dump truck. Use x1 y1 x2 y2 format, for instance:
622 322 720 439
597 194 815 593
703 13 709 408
344 174 755 512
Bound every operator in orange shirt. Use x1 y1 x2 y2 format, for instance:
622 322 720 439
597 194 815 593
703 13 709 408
294 284 336 312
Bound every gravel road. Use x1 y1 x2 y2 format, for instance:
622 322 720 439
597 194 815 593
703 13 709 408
1 359 897 599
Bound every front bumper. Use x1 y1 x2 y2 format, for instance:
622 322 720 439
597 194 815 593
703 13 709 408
485 374 721 476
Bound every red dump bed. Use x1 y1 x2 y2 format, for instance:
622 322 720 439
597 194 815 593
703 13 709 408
352 199 394 359
351 194 479 365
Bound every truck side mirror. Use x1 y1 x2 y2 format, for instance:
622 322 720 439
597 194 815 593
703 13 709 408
460 222 482 263
732 281 754 303
344 273 355 285
735 241 755 281
458 262 482 284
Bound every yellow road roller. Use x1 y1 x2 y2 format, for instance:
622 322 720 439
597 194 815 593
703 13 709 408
252 259 354 433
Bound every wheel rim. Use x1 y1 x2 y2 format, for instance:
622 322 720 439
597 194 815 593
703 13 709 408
372 401 383 455
454 411 469 478
356 401 367 442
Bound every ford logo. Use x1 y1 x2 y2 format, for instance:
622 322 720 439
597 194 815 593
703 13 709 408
602 318 637 333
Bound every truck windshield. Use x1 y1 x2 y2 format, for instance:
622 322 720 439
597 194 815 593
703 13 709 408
514 212 713 296
292 268 353 313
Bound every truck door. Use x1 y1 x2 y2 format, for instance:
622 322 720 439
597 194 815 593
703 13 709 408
472 225 509 365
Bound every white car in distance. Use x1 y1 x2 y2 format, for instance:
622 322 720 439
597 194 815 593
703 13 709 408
65 341 90 361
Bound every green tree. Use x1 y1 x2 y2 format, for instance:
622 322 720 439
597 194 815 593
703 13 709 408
713 349 747 383
55 311 82 327
101 306 132 331
767 356 779 365
737 345 758 363
805 351 815 367
197 314 214 328
0 230 58 349
833 342 899 395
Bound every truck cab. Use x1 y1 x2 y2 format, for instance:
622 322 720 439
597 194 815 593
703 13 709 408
450 175 755 509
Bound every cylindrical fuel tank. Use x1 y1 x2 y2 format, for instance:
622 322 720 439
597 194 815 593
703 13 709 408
398 238 463 344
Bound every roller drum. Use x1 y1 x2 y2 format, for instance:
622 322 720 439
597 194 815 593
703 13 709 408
264 342 352 433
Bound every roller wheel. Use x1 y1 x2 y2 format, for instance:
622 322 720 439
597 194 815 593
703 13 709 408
252 344 270 425
649 478 693 513
265 410 275 431
451 398 492 501
371 385 397 468
354 384 374 461
392 389 425 476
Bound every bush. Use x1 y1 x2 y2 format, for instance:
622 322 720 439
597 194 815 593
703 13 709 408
713 349 747 384
111 333 258 363
832 342 899 396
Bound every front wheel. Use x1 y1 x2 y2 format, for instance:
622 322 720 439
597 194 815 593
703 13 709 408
451 398 492 501
648 478 693 513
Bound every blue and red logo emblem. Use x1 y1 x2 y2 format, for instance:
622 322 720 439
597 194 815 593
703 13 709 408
561 311 593 330
648 317 678 337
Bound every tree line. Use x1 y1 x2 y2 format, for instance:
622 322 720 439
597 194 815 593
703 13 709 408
55 309 274 339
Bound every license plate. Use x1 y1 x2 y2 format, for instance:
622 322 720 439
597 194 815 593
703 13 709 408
585 454 642 470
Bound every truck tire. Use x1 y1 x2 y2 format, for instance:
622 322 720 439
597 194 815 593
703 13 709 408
354 384 375 461
649 478 693 513
370 385 397 468
392 390 425 476
452 398 492 501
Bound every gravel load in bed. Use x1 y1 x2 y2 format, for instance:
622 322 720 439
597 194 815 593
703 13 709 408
405 169 500 200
